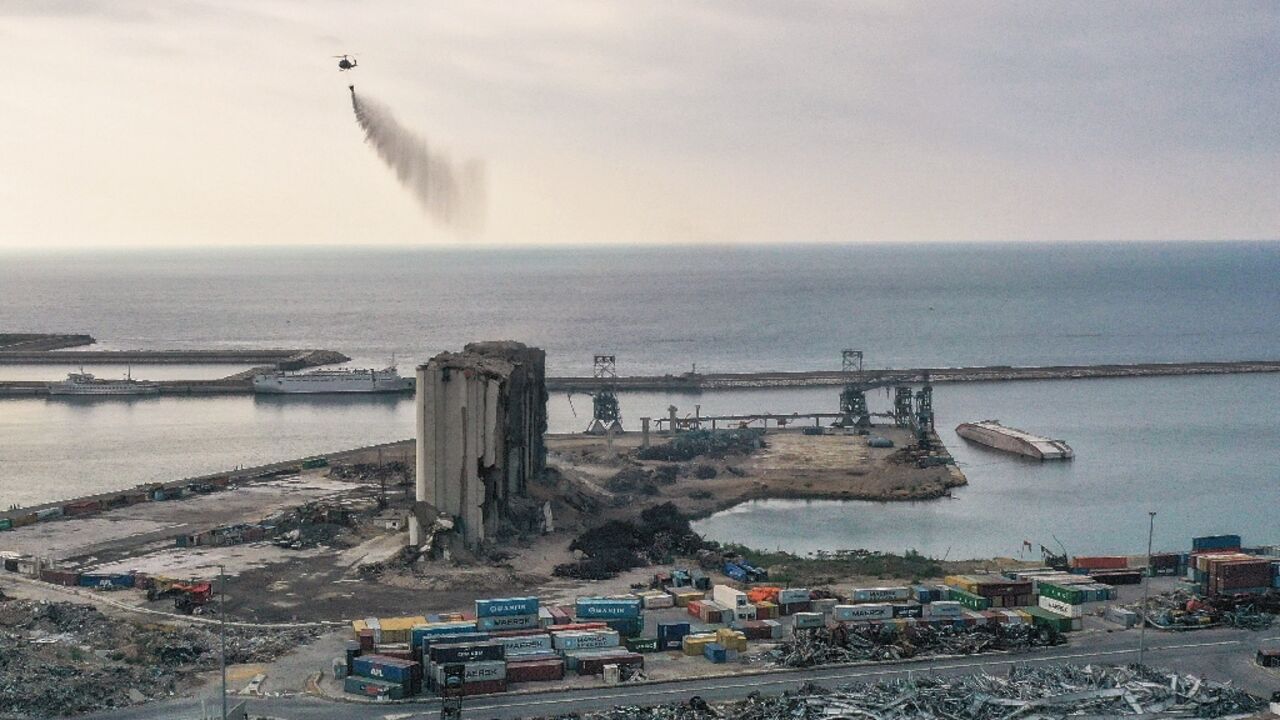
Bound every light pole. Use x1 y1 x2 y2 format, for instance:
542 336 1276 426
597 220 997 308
1138 511 1156 666
219 564 227 720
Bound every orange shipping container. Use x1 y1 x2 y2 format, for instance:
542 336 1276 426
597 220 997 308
1070 556 1128 570
747 587 781 604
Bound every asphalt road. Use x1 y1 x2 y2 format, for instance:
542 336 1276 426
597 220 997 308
81 626 1280 720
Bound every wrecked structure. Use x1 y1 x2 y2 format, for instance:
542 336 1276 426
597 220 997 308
412 341 548 548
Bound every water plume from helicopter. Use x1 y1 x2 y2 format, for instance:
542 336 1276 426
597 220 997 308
349 86 485 234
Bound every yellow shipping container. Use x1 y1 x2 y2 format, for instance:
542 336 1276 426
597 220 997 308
352 616 428 644
944 575 979 593
681 633 717 656
671 590 704 607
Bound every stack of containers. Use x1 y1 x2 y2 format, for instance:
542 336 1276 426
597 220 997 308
1036 582 1085 630
426 641 506 695
411 621 483 662
346 654 423 699
776 588 811 615
352 616 428 645
576 596 644 637
944 575 1034 608
681 632 717 656
476 597 541 632
1206 556 1273 595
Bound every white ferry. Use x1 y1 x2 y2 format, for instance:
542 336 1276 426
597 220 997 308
48 370 160 397
955 420 1073 460
252 366 412 394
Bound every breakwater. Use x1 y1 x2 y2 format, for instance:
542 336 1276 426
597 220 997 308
544 360 1280 392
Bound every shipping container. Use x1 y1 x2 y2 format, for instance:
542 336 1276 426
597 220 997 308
778 601 812 616
77 573 135 589
351 654 422 686
791 612 825 630
811 598 837 614
681 633 716 656
506 658 565 683
1104 606 1138 628
1024 607 1074 633
428 642 505 664
1070 556 1128 571
624 636 660 653
493 633 553 657
0 518 12 531
666 589 704 607
1089 570 1142 585
62 500 102 517
657 622 690 650
640 592 674 609
1192 534 1242 552
575 597 643 619
850 586 912 603
927 601 963 618
947 587 991 611
604 618 644 637
703 642 729 663
551 629 621 652
777 588 811 604
430 659 506 687
578 651 643 676
833 604 892 622
1038 595 1083 618
35 507 63 521
712 584 749 608
1038 582 1085 605
475 596 539 618
38 568 79 586
477 614 540 632
892 603 923 618
344 675 407 700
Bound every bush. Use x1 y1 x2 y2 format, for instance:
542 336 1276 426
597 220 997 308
692 464 718 479
637 429 765 462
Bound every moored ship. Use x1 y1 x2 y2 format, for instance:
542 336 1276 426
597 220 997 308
955 420 1073 460
252 366 412 394
48 371 159 396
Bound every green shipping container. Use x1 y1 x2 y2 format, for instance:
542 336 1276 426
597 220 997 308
624 637 660 653
301 457 329 469
1025 607 1073 633
948 588 991 611
1038 582 1084 605
0 518 12 531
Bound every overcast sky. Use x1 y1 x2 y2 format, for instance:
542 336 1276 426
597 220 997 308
2 1 1277 248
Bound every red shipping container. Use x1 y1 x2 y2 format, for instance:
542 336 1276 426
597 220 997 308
544 622 607 633
779 601 811 616
455 679 507 696
358 629 375 653
687 600 703 618
1071 556 1128 570
39 569 80 586
63 500 102 517
577 652 643 676
506 658 565 683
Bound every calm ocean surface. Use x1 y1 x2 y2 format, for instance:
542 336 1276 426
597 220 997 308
1 243 1278 556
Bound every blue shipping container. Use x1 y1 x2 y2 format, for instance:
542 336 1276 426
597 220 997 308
703 642 727 663
351 655 419 685
723 562 748 582
77 574 135 589
477 614 540 632
417 631 489 654
605 618 644 637
1192 535 1241 552
475 596 539 618
575 599 643 619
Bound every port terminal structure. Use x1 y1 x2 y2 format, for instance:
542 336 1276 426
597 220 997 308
2 357 1280 397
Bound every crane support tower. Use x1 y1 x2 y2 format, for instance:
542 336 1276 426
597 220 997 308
586 354 623 434
893 386 914 427
837 349 871 429
913 380 934 448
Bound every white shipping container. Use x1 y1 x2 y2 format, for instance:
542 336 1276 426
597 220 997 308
927 601 963 618
495 633 553 656
850 586 912 603
477 614 540 632
712 584 748 608
1038 596 1083 618
641 593 674 609
431 660 506 686
791 612 825 629
833 604 893 622
734 605 757 621
552 630 621 652
811 598 837 614
777 588 810 604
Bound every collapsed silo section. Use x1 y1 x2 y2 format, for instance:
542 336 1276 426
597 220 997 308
414 341 547 548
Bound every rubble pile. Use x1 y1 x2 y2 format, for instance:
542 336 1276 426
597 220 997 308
637 429 765 462
527 664 1261 720
0 599 318 718
1131 588 1279 630
554 503 706 580
770 623 1063 668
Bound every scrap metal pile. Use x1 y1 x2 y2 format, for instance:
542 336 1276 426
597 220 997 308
769 623 1064 668
0 598 318 718
529 664 1261 720
1132 588 1279 630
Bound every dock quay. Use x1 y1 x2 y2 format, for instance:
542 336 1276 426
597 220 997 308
0 348 349 366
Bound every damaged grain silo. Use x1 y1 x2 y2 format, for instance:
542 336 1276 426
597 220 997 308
411 341 548 549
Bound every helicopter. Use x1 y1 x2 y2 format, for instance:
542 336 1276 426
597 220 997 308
334 54 358 71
